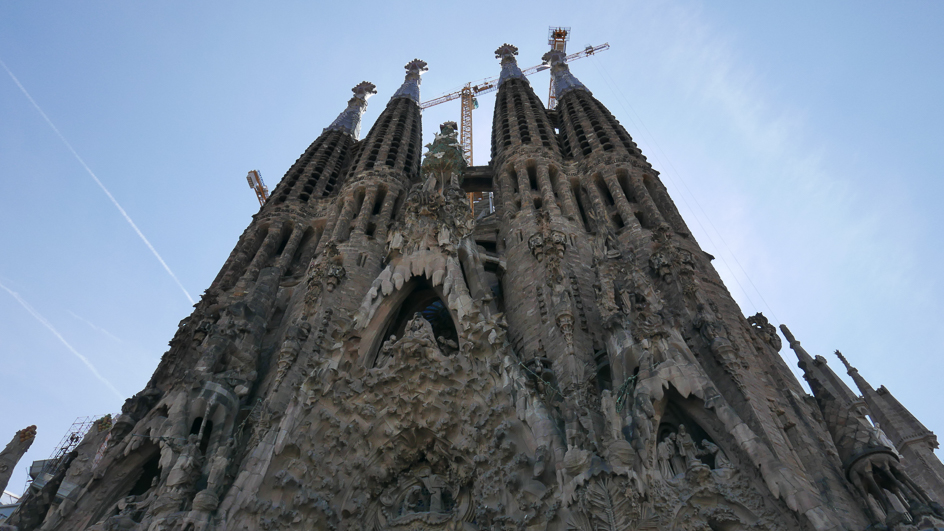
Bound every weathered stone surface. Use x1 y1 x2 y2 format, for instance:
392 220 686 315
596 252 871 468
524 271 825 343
19 44 944 531
0 425 36 496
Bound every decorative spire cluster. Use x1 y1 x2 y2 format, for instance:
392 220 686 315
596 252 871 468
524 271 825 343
392 59 428 103
495 44 526 87
543 49 588 100
325 81 378 139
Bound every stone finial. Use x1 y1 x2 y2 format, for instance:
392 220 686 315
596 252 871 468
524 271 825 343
835 350 855 373
0 425 38 495
495 44 526 87
495 44 519 63
392 59 428 102
326 81 378 139
542 49 589 99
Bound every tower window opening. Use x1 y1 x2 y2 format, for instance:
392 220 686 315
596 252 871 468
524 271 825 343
365 222 377 239
572 180 590 231
594 174 615 206
643 175 672 225
548 165 561 201
533 196 543 210
507 168 519 195
527 161 539 191
634 211 647 228
286 227 315 276
373 186 388 216
617 170 635 203
275 224 294 257
352 188 366 219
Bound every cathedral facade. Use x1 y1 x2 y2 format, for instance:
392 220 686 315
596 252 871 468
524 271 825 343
9 44 944 531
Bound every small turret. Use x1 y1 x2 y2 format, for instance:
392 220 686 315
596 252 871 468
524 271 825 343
542 49 588 101
495 44 526 88
346 60 427 183
325 81 378 139
782 325 944 528
391 59 428 103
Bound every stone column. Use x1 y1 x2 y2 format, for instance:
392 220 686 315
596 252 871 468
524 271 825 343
275 224 306 272
0 425 36 495
604 173 643 233
373 189 400 243
629 173 666 228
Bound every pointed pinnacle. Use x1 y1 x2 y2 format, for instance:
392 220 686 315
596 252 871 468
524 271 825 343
352 81 378 101
393 59 428 103
404 59 428 79
834 350 856 373
495 44 519 63
542 49 566 66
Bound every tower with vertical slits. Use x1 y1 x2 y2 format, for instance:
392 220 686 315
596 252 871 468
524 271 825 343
18 43 944 531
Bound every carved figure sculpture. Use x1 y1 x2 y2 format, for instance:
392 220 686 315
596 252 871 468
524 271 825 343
676 424 699 468
274 321 311 387
658 437 675 479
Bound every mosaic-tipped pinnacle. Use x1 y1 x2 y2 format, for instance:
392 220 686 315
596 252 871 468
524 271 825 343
543 49 566 66
352 81 378 99
404 59 428 76
495 44 519 60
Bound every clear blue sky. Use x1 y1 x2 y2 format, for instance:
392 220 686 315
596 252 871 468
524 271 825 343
2 1 942 497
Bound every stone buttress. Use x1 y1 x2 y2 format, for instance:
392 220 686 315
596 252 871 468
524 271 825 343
14 42 944 531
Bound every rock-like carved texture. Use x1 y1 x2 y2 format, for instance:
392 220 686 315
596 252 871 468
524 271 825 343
25 48 944 531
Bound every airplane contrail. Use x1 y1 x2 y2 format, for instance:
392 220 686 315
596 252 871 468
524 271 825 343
67 309 123 343
0 57 195 305
0 279 125 401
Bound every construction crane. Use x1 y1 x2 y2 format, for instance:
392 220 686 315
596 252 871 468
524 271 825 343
546 27 570 110
420 30 608 165
246 169 269 207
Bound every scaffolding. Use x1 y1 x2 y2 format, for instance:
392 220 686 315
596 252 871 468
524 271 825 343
23 415 107 494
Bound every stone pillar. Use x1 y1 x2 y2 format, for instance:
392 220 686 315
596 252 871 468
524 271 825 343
373 189 400 243
233 222 284 297
332 192 358 241
629 173 666 228
275 224 306 272
0 425 36 495
351 186 379 237
604 173 643 233
536 163 562 217
514 161 534 212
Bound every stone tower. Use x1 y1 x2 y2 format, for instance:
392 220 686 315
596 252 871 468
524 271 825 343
12 44 944 531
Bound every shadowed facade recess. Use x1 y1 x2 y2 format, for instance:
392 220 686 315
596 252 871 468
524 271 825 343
5 46 944 531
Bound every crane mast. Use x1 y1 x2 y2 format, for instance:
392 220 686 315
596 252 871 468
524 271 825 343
246 169 269 207
420 30 609 165
547 27 570 110
246 31 608 206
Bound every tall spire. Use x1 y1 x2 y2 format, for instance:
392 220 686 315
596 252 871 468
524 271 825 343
391 59 428 103
781 325 894 469
495 44 526 87
542 49 588 101
834 350 938 452
325 81 377 139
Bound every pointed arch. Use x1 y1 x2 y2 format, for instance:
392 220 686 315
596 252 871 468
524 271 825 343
358 276 461 368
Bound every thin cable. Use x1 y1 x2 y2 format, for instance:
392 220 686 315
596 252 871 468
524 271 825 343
0 57 195 305
587 58 760 316
591 56 782 324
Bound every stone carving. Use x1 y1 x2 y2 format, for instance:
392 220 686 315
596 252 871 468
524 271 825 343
37 44 944 531
748 312 782 351
273 321 312 388
0 425 37 495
